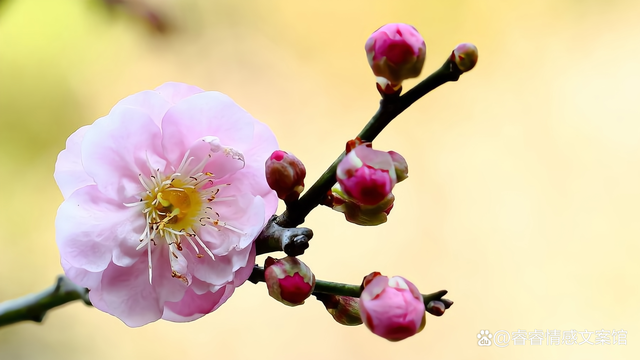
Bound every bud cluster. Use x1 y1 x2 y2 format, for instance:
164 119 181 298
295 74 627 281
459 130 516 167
258 21 474 344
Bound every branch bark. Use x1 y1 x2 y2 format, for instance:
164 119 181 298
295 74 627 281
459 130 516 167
0 276 91 327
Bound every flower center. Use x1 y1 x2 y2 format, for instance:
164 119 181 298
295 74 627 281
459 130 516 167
126 145 246 286
151 184 200 231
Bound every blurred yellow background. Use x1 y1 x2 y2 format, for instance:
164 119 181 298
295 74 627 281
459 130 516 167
1 0 640 359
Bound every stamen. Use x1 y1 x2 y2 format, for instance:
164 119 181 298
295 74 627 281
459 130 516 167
185 234 201 256
137 174 153 192
176 150 192 173
131 148 250 283
212 219 246 234
123 200 147 207
192 233 215 260
147 237 153 284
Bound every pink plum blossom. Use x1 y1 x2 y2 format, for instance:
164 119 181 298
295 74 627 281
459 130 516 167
365 23 426 88
54 82 279 326
359 275 426 341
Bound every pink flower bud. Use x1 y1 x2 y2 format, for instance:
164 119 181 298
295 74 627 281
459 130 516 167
365 23 426 87
388 151 408 183
330 185 394 226
264 256 315 306
451 43 478 73
336 144 396 206
317 294 363 326
359 275 426 342
265 150 306 203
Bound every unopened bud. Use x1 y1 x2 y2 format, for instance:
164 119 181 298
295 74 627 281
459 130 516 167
264 256 315 306
265 150 306 203
426 300 446 316
451 43 478 73
365 23 426 88
336 144 396 206
388 151 408 183
359 275 426 341
317 294 363 326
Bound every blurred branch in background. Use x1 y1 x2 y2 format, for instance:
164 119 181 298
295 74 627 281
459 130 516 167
98 0 170 33
0 0 170 33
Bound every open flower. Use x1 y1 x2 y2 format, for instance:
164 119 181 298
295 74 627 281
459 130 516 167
54 82 278 326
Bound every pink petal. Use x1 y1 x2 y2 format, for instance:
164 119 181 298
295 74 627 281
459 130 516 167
97 259 164 327
191 244 253 286
233 244 256 286
97 246 189 327
81 106 167 202
155 82 204 104
56 185 144 272
113 90 173 127
162 286 229 320
354 145 395 173
360 275 389 301
54 125 95 199
160 92 255 169
61 259 103 290
197 192 266 254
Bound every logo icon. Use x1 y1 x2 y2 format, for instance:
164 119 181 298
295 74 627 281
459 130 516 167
478 330 493 346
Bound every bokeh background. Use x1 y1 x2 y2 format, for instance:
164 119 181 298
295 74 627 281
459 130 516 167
1 0 640 359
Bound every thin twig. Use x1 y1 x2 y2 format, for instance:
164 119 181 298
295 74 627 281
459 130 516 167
248 265 451 312
277 58 463 228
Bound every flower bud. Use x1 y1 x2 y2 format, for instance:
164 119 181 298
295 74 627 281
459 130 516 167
330 184 395 226
359 275 426 341
264 256 315 306
451 43 478 73
388 151 408 183
317 294 363 326
426 300 446 317
336 144 397 206
365 23 426 88
265 150 306 203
